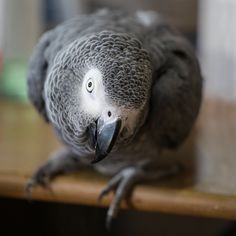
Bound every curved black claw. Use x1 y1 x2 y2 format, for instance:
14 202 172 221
25 149 83 199
98 163 183 229
98 167 144 229
25 163 53 199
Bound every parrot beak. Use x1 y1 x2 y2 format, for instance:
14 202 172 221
90 117 122 164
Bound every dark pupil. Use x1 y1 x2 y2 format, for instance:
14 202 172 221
88 81 92 88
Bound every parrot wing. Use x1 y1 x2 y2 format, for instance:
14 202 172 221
142 14 202 149
27 31 55 121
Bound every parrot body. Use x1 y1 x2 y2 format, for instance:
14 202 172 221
27 9 202 227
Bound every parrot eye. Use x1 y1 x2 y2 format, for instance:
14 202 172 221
86 79 94 93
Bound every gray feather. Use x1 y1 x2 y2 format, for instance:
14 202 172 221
144 21 202 149
27 9 202 174
27 31 55 121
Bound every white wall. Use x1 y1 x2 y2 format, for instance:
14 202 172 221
198 0 236 102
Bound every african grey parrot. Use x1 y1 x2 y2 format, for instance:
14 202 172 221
26 9 202 227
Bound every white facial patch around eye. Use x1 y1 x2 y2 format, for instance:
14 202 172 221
81 68 108 116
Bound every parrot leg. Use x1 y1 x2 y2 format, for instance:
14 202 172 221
25 149 81 195
98 162 181 229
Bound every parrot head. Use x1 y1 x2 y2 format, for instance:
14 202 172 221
45 31 152 163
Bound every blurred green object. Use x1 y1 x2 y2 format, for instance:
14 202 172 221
0 60 28 102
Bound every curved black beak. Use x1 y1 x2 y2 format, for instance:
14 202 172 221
89 117 122 164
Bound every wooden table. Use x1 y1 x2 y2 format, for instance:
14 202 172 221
0 98 236 220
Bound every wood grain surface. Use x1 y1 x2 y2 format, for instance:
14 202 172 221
0 98 236 220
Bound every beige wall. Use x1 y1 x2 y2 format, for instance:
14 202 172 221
3 0 42 60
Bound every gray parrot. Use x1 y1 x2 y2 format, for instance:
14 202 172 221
26 9 202 227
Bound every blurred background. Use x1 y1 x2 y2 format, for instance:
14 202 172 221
0 0 236 102
0 0 236 236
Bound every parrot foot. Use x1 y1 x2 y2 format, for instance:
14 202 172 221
98 163 182 229
98 166 143 229
25 161 55 197
25 149 80 197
